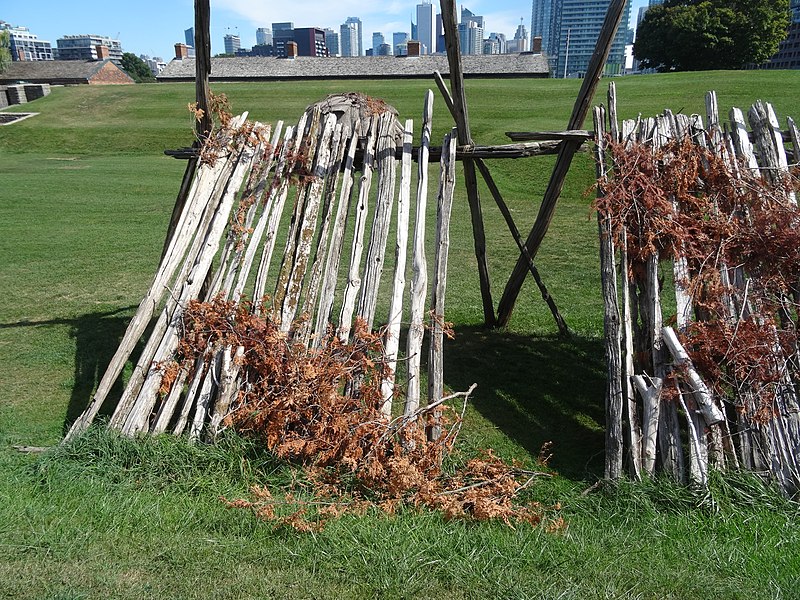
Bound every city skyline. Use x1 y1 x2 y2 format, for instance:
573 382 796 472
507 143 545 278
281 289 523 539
1 0 648 60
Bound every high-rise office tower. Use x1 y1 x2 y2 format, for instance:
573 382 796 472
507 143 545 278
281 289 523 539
372 32 385 53
324 28 340 56
184 27 194 47
340 21 358 56
459 7 484 55
530 0 558 60
513 22 529 52
341 17 363 56
415 2 435 54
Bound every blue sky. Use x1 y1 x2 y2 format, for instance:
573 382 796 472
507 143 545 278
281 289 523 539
2 0 648 60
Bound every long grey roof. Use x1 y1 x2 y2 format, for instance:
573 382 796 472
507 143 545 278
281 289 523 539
157 54 550 82
0 59 127 84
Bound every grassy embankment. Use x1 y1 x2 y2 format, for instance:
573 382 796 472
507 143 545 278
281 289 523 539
1 72 798 599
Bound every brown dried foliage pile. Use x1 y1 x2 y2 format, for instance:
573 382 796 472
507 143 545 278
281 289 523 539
595 136 800 419
166 296 558 531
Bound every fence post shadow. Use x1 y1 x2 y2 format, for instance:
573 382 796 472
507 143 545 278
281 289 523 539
63 306 139 434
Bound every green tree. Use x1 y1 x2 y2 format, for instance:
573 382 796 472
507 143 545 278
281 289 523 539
120 52 156 83
0 29 11 74
634 0 790 71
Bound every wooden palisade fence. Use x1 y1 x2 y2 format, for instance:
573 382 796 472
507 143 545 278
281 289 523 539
595 83 800 494
66 92 464 441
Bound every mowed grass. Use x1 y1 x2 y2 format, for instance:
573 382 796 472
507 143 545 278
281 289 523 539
1 71 799 598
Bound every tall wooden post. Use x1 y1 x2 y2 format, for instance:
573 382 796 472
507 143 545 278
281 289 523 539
161 0 212 260
194 0 213 140
439 0 496 327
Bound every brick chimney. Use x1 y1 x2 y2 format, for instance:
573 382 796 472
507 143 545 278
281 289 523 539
532 36 543 53
174 43 190 59
96 45 110 60
407 40 421 57
286 41 298 59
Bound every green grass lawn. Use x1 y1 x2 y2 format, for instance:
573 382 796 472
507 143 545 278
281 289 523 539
1 71 799 599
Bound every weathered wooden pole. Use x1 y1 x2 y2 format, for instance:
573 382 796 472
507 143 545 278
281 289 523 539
439 0 496 327
593 105 623 480
496 0 629 327
161 0 212 262
194 0 213 141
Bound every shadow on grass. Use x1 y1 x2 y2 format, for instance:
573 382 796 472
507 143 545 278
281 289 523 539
63 307 138 433
0 307 136 435
444 326 607 480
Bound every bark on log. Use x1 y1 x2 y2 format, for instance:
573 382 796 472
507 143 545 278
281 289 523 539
633 374 662 476
253 120 306 303
296 123 347 346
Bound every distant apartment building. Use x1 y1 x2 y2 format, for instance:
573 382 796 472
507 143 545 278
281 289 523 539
0 22 54 61
415 2 436 54
372 32 391 55
459 7 484 55
140 54 166 76
531 0 556 60
485 32 506 55
56 34 123 63
531 0 629 77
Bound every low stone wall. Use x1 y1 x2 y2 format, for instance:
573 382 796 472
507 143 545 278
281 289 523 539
0 83 51 107
24 83 50 101
5 85 27 104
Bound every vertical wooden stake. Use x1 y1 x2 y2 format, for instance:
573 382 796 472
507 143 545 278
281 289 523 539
194 0 212 141
405 91 434 416
428 128 457 441
438 0 496 327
